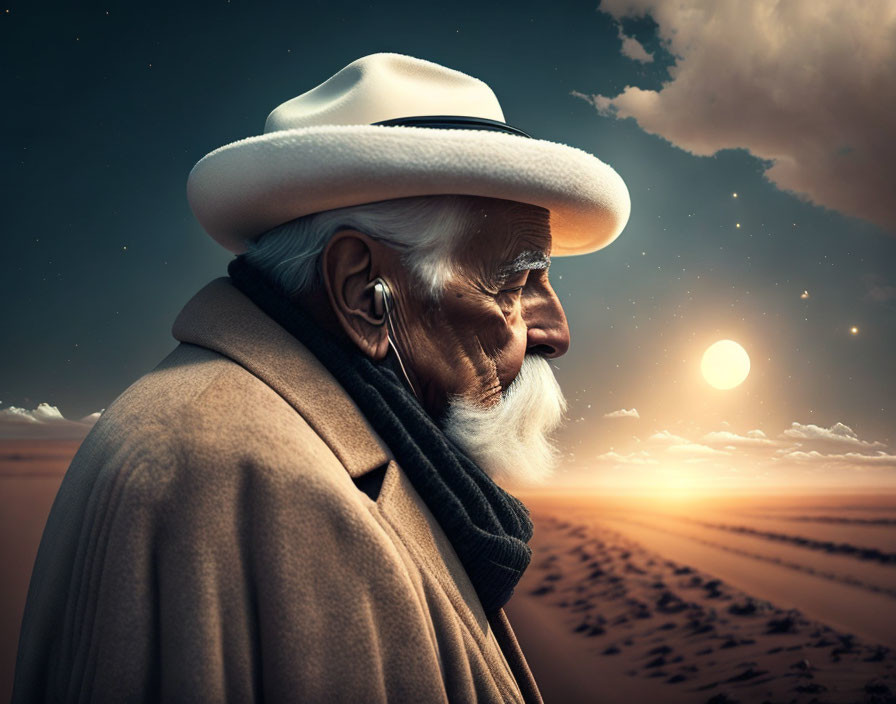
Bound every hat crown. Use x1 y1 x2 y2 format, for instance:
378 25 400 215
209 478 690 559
264 53 506 133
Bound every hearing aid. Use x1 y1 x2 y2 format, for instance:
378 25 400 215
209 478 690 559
370 277 392 323
366 277 418 399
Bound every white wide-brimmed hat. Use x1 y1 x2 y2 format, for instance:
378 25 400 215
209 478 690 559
187 52 630 256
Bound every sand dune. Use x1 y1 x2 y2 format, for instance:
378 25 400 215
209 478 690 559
681 518 896 565
713 514 896 554
755 515 896 526
507 496 896 704
603 514 896 599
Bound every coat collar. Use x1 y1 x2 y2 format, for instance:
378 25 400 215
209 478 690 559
172 277 392 478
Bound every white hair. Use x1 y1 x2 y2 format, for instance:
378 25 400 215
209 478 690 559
441 355 568 486
243 195 485 298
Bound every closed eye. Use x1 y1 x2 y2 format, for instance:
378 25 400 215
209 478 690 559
495 269 530 295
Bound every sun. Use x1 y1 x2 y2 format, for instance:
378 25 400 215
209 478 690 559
701 339 751 390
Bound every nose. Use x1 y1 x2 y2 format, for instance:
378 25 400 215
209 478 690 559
525 284 570 358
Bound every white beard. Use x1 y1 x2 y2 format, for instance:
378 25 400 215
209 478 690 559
441 355 567 487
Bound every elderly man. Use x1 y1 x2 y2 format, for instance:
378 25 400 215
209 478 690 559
13 53 629 702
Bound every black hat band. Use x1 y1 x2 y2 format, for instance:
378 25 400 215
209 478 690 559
372 115 532 139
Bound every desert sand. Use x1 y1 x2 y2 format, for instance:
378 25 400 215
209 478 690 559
507 492 896 703
0 439 78 702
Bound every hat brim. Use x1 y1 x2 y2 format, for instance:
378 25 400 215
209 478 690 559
186 125 631 256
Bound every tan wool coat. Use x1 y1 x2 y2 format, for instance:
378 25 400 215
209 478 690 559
13 277 543 703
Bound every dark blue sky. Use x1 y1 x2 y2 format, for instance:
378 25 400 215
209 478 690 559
2 2 894 487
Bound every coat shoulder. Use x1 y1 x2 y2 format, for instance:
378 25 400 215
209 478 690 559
16 345 443 703
74 342 355 503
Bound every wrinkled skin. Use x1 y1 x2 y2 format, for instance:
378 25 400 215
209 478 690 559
306 197 570 419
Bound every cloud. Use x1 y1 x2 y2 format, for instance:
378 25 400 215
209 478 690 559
702 429 780 447
1 403 65 423
646 429 730 461
779 450 896 468
596 450 659 465
665 442 729 458
586 419 893 481
648 430 689 444
603 407 640 419
581 0 896 233
617 27 653 63
781 422 885 449
0 403 102 440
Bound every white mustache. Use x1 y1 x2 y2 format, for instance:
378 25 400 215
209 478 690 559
441 355 567 486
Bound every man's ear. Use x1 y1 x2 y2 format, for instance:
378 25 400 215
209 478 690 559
321 230 390 360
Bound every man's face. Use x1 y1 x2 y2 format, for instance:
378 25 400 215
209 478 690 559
391 199 570 419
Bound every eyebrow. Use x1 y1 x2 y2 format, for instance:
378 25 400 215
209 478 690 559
498 250 551 279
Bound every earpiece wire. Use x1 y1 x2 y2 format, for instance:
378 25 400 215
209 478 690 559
379 285 421 400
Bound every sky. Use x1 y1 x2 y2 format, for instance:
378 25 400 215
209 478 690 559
2 1 894 492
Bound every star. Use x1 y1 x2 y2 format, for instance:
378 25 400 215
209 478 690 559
735 223 741 228
732 192 738 198
850 326 859 335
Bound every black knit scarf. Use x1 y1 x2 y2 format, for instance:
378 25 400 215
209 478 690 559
227 256 533 613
